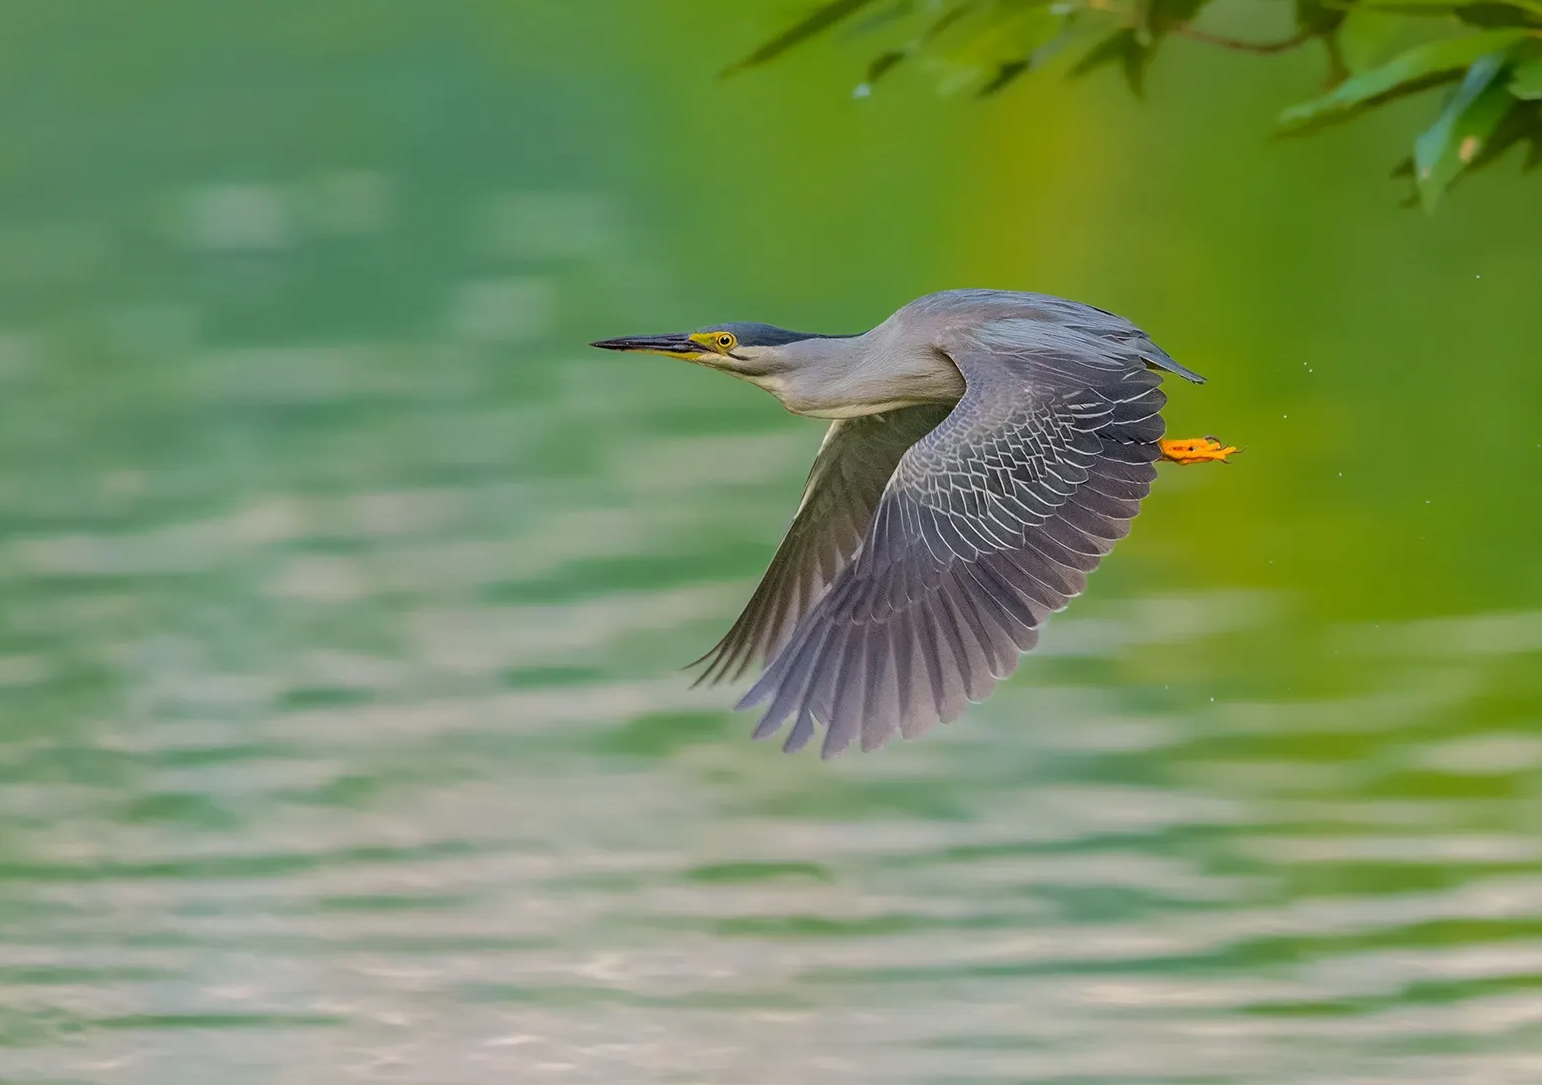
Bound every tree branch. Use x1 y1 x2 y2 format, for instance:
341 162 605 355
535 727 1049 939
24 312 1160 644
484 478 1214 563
1169 25 1314 54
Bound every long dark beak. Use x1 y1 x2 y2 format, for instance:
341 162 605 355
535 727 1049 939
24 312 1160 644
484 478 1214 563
589 332 700 357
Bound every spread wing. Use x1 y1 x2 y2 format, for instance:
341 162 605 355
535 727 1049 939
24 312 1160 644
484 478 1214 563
690 405 951 686
738 323 1173 758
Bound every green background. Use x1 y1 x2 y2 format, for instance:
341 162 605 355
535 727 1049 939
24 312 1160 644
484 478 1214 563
0 2 1538 1081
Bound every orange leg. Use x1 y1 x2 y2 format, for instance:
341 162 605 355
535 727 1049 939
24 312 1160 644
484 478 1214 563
1160 436 1239 465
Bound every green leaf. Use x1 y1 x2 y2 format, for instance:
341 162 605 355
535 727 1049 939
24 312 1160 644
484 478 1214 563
1070 28 1132 77
1296 0 1346 35
967 5 1070 96
1413 54 1517 208
1151 0 1213 31
922 0 983 44
978 59 1031 96
1336 8 1415 74
1461 93 1542 167
725 0 882 74
847 0 920 37
1070 28 1150 97
1277 29 1532 132
1358 0 1542 16
1512 55 1542 95
965 6 1062 58
1456 3 1542 28
863 48 909 86
1526 121 1542 168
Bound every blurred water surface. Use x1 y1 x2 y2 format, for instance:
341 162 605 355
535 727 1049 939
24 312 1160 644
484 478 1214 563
2 3 1541 1082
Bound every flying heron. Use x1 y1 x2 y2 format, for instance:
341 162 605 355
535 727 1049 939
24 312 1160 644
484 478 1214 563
592 289 1236 758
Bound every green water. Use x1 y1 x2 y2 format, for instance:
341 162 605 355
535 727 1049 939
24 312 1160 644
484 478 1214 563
2 3 1540 1081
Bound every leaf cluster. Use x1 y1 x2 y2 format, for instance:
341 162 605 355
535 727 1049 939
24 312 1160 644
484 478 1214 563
729 0 1542 207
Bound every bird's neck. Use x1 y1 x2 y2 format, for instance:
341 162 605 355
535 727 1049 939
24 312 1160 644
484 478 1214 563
758 329 965 420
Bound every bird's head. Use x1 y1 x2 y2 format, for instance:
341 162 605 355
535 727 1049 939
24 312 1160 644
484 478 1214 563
590 322 849 384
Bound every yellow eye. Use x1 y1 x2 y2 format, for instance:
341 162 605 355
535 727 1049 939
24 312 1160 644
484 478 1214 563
715 332 736 351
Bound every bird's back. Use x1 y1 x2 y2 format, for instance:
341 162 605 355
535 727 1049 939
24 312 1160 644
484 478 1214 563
890 289 1204 385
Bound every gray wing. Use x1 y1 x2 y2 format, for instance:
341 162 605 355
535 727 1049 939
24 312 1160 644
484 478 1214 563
691 405 952 686
738 323 1173 757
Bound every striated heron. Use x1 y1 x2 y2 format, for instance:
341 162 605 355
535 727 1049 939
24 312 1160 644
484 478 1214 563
592 289 1237 758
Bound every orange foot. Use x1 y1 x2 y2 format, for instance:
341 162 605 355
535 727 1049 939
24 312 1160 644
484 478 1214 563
1160 436 1239 465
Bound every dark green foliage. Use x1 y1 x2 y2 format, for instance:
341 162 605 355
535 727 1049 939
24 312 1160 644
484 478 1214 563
721 0 883 75
1296 0 1347 36
1513 53 1542 94
1070 28 1150 97
1412 53 1516 207
729 0 1542 208
1277 29 1533 133
977 57 1032 96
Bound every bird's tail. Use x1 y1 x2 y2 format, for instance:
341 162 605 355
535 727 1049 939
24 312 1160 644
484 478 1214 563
1142 345 1206 384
